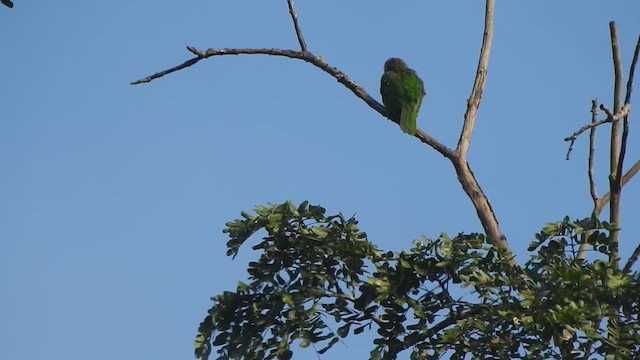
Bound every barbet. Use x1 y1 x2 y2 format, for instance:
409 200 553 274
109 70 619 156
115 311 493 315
380 58 425 135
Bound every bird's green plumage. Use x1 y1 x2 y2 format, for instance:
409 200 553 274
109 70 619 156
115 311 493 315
380 58 425 135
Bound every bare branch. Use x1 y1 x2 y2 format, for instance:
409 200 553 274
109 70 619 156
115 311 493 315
451 157 512 263
456 0 494 158
623 34 640 106
130 55 204 85
286 0 308 52
131 46 455 158
617 34 640 198
563 104 630 143
608 21 624 267
588 99 599 205
619 35 640 274
576 101 600 262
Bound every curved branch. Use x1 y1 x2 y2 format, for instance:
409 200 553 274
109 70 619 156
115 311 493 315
131 46 453 158
456 0 494 158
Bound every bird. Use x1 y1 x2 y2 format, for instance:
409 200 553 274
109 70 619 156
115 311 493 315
380 58 425 136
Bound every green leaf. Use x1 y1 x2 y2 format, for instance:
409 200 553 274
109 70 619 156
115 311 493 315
337 323 351 338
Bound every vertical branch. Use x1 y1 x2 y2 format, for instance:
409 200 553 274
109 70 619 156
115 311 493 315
588 99 599 206
608 21 623 267
623 34 640 106
446 0 509 261
577 100 600 261
456 0 494 158
286 0 308 52
618 35 640 183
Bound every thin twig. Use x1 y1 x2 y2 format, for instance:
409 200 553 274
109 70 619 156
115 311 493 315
565 139 576 160
623 34 640 105
286 0 308 52
563 104 629 143
576 100 600 261
456 0 494 158
130 56 204 85
588 99 599 205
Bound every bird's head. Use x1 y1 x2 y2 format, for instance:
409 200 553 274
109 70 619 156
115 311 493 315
384 57 407 72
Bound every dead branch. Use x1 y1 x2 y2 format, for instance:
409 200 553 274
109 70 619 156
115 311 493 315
564 104 629 143
286 0 307 52
588 100 599 205
456 0 494 158
608 22 624 267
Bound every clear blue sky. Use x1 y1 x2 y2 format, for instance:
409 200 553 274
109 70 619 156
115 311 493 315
2 2 639 359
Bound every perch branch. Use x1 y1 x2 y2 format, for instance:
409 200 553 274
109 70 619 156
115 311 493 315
456 0 494 158
132 46 455 159
286 0 308 52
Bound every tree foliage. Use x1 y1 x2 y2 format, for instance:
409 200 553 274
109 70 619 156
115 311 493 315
194 202 640 359
129 0 640 358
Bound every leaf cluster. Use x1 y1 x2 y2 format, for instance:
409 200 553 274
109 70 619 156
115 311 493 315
195 203 640 359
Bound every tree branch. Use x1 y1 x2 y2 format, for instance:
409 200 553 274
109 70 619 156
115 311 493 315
588 99 599 206
608 22 623 267
563 104 630 143
456 0 494 158
131 46 455 159
286 0 308 52
130 55 204 85
619 35 640 274
593 159 640 216
617 33 640 196
623 34 640 107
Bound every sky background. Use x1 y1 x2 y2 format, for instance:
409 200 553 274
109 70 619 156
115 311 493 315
2 2 640 359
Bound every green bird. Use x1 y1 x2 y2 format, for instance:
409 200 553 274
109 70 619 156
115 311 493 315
380 58 425 135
